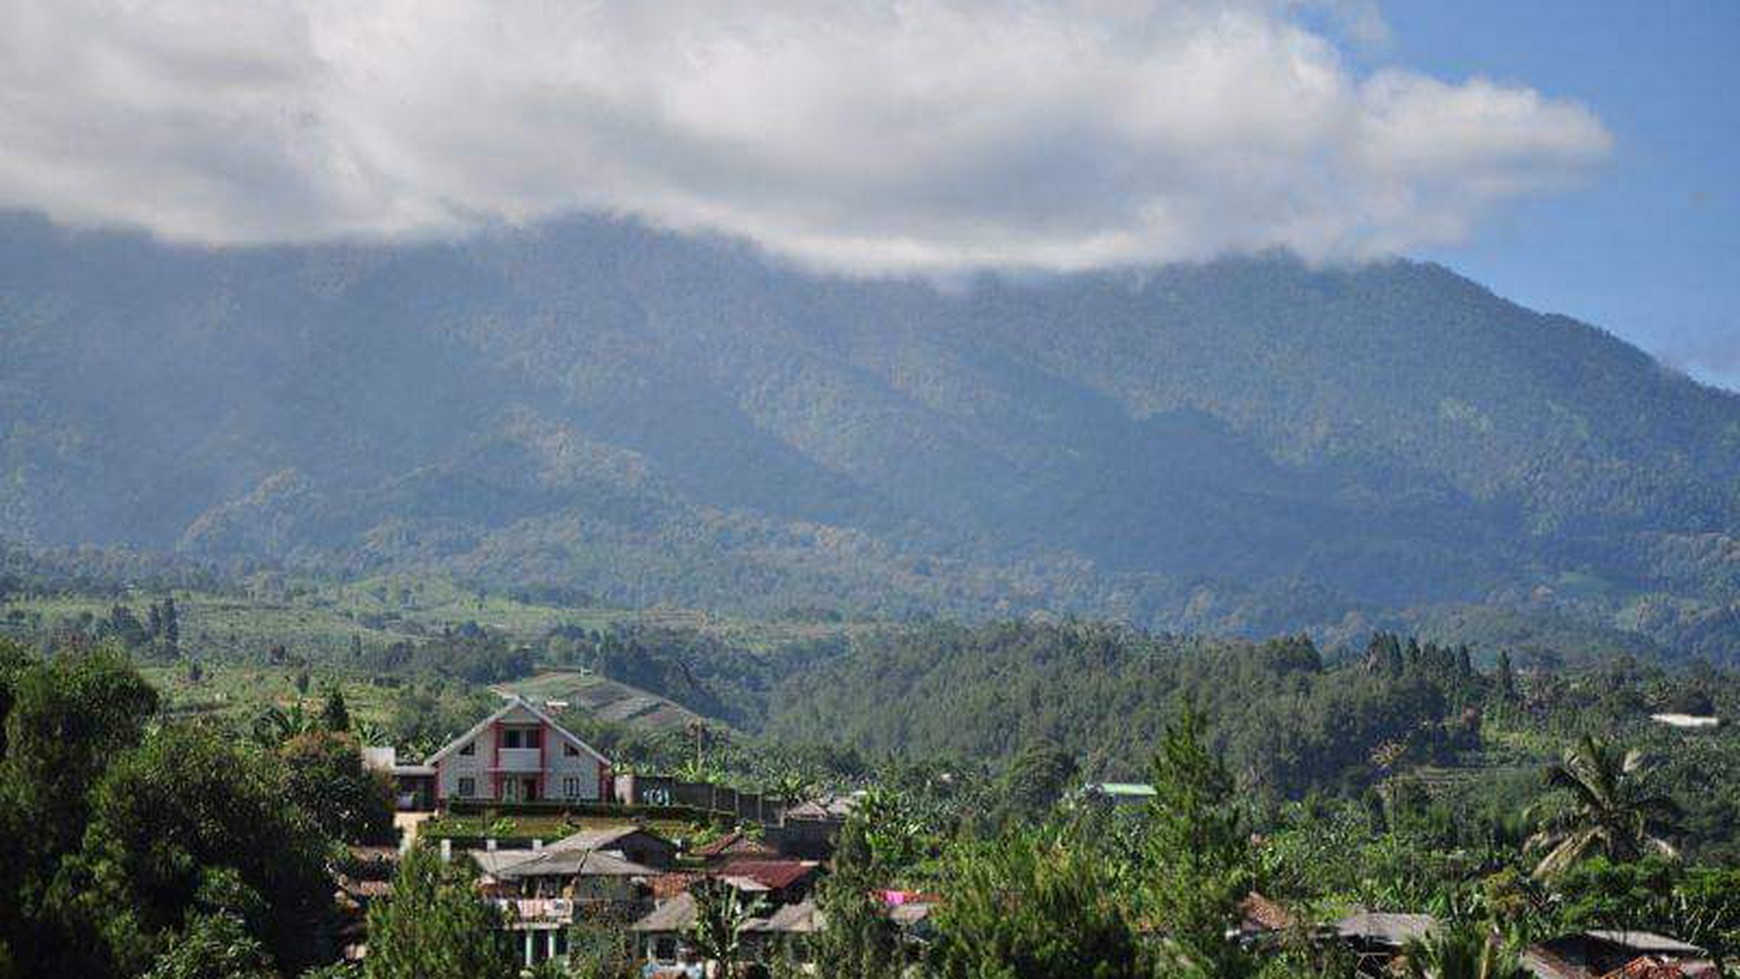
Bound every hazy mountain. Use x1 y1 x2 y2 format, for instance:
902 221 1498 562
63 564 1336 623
2 211 1737 659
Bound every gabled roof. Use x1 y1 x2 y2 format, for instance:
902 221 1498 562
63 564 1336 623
550 825 674 853
425 695 610 767
747 899 821 934
1585 932 1705 957
693 830 778 859
632 893 697 933
1333 912 1437 947
471 847 656 880
716 859 822 891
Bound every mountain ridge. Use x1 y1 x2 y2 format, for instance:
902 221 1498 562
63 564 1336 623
2 210 1736 659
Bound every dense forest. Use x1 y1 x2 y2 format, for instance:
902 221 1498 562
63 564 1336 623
3 622 1738 979
3 213 1739 661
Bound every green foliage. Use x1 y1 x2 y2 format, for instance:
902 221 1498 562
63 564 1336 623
1140 709 1258 978
1400 921 1526 979
280 730 395 844
0 643 159 976
688 878 765 979
998 739 1079 824
141 912 277 979
1525 736 1681 878
56 724 335 975
807 816 909 979
321 686 351 732
935 827 1149 979
365 847 515 979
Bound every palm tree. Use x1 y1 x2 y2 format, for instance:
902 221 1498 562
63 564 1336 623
1403 922 1526 979
1524 735 1681 879
689 877 764 979
250 700 316 748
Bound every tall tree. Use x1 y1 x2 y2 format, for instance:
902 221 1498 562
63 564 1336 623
321 686 352 732
366 847 514 979
280 730 394 844
936 827 1146 979
688 878 763 979
54 725 333 975
806 817 906 979
1141 707 1257 978
1525 736 1681 879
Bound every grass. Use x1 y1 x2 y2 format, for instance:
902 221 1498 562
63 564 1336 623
3 571 865 664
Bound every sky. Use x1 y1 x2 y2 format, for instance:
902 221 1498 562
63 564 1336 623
0 1 1732 389
1382 1 1740 391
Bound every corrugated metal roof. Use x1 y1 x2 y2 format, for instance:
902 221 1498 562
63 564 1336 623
1333 912 1437 946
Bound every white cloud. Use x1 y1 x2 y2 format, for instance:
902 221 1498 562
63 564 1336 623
0 0 1611 273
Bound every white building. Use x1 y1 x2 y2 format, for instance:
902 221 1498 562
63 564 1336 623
414 695 614 807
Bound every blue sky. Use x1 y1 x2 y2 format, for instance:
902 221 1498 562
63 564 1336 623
1380 1 1740 391
1 1 1730 391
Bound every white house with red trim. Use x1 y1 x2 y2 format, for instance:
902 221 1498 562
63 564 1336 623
391 696 613 808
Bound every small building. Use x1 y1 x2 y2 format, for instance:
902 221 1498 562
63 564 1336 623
547 825 679 871
713 859 823 905
1323 912 1437 976
1080 782 1158 807
373 696 614 809
1650 713 1722 731
692 829 780 864
470 839 663 970
1523 930 1710 978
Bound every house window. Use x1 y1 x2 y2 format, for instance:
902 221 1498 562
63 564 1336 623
458 777 476 797
562 776 581 799
504 728 542 749
563 743 580 757
653 937 677 962
458 741 475 756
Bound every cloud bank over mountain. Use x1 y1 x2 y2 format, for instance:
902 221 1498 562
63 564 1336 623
0 0 1610 273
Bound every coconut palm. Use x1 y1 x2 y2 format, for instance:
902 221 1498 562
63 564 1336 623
249 700 316 748
689 877 764 979
1524 735 1680 879
1403 922 1527 979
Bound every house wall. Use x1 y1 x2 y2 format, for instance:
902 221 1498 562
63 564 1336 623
436 703 606 804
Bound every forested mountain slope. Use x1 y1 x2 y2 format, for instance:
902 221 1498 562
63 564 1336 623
2 211 1736 658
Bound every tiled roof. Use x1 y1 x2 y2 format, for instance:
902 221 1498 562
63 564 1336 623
693 831 778 859
1237 892 1294 933
632 893 697 933
747 899 821 934
715 859 821 891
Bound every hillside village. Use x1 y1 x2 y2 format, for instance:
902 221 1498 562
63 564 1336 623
322 693 1730 978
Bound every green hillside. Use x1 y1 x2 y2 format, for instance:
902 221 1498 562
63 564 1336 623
2 213 1737 659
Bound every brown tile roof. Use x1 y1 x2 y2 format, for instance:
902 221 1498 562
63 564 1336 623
1603 957 1719 978
715 859 821 891
1237 892 1295 933
693 831 778 859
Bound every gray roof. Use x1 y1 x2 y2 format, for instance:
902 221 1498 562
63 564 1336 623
470 847 656 880
747 900 821 934
1333 912 1437 946
550 826 671 852
1584 930 1705 955
632 893 696 933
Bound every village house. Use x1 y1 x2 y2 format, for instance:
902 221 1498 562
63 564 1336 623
1522 930 1713 978
465 825 677 968
367 695 614 810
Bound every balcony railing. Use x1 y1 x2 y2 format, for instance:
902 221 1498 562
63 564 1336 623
493 748 542 772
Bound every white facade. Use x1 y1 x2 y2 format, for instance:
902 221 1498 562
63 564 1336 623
426 697 612 805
